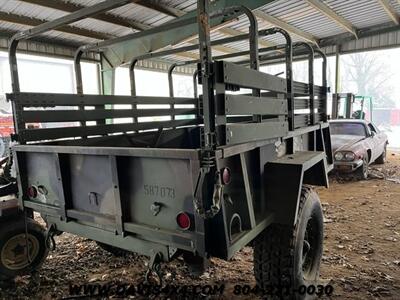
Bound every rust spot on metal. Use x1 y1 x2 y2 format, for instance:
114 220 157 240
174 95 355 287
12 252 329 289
199 12 209 31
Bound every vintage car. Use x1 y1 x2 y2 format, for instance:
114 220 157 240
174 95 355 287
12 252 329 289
330 119 388 179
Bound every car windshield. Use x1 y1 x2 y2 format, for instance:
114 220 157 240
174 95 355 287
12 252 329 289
330 122 367 136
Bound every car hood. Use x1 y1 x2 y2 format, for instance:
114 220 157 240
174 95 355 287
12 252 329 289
331 135 365 153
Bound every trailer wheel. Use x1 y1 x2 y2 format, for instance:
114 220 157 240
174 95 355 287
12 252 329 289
96 242 129 257
0 217 48 281
253 187 323 299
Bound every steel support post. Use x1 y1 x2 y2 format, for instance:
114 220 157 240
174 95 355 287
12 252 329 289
335 44 341 94
168 63 177 126
100 54 115 125
168 63 177 98
294 42 315 125
197 0 215 150
129 59 138 97
193 69 199 99
73 48 86 128
74 47 84 95
261 28 294 131
314 49 328 121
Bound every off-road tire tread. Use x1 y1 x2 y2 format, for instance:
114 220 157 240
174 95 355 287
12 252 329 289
253 186 314 299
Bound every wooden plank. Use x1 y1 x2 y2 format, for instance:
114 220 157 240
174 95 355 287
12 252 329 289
224 121 288 145
219 62 287 93
293 81 309 95
294 114 310 128
21 108 197 123
7 92 197 106
223 94 287 115
20 119 199 142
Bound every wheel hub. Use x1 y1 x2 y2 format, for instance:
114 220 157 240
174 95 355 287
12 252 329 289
1 233 39 270
302 217 318 280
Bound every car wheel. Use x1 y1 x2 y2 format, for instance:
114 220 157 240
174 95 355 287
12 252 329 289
375 145 386 164
356 155 369 180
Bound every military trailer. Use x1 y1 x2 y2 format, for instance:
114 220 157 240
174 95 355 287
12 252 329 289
0 0 333 297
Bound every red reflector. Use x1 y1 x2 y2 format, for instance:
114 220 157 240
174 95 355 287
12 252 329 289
222 167 231 185
176 212 191 230
27 186 38 199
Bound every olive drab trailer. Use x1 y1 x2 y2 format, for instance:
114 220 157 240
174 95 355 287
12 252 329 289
0 0 333 296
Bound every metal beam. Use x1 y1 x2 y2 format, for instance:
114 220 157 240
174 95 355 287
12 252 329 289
0 31 99 61
12 0 135 41
142 1 275 53
171 20 241 56
188 39 236 54
133 4 246 56
95 0 278 68
19 0 151 31
218 27 276 48
377 0 400 25
0 12 113 40
18 0 199 61
335 45 341 94
253 10 318 45
18 0 275 63
135 0 186 18
305 0 358 38
319 21 400 47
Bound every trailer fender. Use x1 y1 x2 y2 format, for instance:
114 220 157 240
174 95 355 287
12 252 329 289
264 151 328 226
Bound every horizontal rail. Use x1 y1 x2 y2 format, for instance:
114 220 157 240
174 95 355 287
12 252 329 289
314 85 328 95
223 121 288 145
219 94 287 115
7 93 197 107
21 108 197 123
294 98 325 110
19 119 199 142
293 83 326 97
216 62 287 93
293 82 309 95
294 114 310 128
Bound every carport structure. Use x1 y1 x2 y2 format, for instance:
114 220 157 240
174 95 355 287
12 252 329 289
0 0 400 94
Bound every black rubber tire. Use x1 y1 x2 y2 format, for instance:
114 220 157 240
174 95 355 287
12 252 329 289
356 155 369 180
96 242 129 257
253 186 324 300
0 217 48 281
375 145 387 164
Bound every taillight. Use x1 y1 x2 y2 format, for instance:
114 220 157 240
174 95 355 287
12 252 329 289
27 186 38 199
176 212 191 230
222 167 231 185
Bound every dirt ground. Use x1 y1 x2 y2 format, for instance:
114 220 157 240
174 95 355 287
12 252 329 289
0 152 399 299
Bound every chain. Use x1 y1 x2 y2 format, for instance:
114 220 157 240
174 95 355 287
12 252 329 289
193 151 223 219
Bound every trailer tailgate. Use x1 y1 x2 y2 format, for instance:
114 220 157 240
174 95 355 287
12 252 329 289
13 145 205 255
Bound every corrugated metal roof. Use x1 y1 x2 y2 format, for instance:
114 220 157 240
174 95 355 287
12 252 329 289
260 0 344 38
0 0 399 70
325 0 391 29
